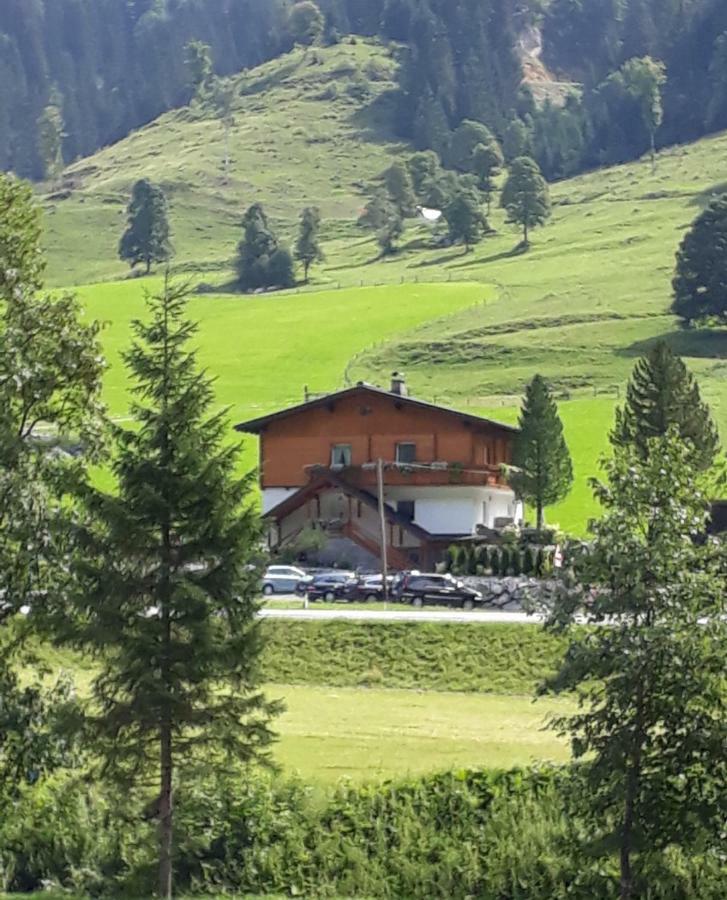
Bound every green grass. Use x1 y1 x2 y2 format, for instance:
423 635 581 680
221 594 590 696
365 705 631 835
271 683 572 782
38 41 727 534
260 620 567 694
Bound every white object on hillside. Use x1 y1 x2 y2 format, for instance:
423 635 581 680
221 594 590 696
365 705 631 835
416 205 443 225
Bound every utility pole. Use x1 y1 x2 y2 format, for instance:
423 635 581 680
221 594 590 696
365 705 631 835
376 457 389 604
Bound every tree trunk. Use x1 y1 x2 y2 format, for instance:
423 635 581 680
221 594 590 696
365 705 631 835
620 681 645 900
304 259 310 283
223 124 230 185
649 130 656 174
536 500 544 531
159 718 173 899
523 221 529 246
146 258 151 276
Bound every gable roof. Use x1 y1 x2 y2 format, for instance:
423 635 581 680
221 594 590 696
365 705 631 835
235 382 518 435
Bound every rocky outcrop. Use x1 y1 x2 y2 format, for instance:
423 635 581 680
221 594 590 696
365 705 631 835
462 576 560 612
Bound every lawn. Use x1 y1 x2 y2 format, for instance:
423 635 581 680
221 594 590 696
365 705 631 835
270 683 572 782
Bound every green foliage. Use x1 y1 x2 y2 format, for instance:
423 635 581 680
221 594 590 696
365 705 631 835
407 150 440 196
384 160 417 217
359 191 404 255
472 137 504 212
259 620 567 694
184 41 214 100
511 375 574 530
52 279 280 897
118 179 172 275
501 155 552 245
444 189 488 250
294 206 324 282
289 1 324 46
448 120 497 173
612 341 720 471
672 194 727 326
236 203 295 290
545 429 727 898
36 102 64 181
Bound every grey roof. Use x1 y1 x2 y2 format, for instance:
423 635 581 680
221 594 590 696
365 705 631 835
235 382 518 435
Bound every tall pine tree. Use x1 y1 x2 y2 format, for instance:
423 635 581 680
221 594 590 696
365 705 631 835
119 179 172 275
510 374 573 530
612 341 719 471
58 278 280 899
294 206 324 283
501 156 551 246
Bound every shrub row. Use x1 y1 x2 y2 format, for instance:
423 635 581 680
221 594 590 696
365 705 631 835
2 766 723 899
447 543 556 577
258 621 568 694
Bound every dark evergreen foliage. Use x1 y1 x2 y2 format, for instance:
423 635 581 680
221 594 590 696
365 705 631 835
510 375 573 530
501 156 551 246
57 278 280 896
119 179 172 275
672 195 727 326
444 189 487 251
236 204 295 291
611 341 720 471
295 206 324 283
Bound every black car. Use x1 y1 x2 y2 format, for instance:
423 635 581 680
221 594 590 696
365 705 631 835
396 573 483 609
306 572 357 602
345 573 397 602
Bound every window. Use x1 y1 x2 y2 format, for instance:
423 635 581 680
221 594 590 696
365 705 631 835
398 500 416 522
396 442 416 464
330 444 352 468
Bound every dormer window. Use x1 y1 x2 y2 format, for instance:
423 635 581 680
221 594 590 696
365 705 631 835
396 442 416 464
331 444 352 468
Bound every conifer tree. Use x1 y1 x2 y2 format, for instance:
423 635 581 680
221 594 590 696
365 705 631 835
119 179 172 275
444 189 487 252
472 138 504 214
295 206 324 282
59 278 280 899
36 100 65 181
407 150 440 197
384 161 417 217
501 156 551 247
545 430 726 900
184 40 214 100
359 192 403 256
236 203 295 291
672 194 727 326
612 341 719 471
510 374 573 530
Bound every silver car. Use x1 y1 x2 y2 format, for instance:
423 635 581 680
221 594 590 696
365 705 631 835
262 565 308 596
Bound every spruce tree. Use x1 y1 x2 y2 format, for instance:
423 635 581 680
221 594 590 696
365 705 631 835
510 375 573 530
672 194 727 326
59 278 280 899
501 156 551 247
295 206 324 282
612 341 719 471
119 179 172 275
236 203 295 291
359 192 403 256
444 189 487 252
472 138 504 214
384 161 417 217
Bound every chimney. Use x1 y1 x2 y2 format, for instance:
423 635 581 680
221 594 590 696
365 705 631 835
391 371 407 397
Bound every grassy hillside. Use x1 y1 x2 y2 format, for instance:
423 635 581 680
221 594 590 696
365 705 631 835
39 41 726 532
41 39 404 287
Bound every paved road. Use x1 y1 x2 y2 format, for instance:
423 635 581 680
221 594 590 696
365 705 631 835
259 607 545 625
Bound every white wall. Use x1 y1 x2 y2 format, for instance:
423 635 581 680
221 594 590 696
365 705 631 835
384 485 520 535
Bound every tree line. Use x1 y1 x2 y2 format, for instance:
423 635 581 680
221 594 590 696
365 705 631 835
3 0 727 183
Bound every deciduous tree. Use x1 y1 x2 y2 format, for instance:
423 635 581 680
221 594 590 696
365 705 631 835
184 40 214 101
295 206 324 283
36 99 64 181
359 192 403 256
472 138 504 214
620 56 666 172
509 374 573 530
672 194 727 326
612 340 719 471
501 156 551 247
119 179 172 275
57 278 280 899
384 161 416 217
544 430 726 900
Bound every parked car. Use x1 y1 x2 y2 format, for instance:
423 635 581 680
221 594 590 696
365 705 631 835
396 573 483 609
306 572 357 602
346 573 397 602
261 565 308 596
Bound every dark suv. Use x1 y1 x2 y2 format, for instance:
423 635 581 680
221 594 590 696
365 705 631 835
306 572 357 602
396 573 483 609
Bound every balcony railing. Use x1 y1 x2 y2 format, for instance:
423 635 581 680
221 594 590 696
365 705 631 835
306 461 508 488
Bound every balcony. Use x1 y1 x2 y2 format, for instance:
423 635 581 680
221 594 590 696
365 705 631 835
307 461 508 489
